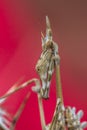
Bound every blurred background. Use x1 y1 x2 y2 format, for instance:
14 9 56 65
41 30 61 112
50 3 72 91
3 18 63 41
0 0 87 129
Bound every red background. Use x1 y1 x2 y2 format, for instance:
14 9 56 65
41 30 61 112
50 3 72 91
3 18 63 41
0 0 87 129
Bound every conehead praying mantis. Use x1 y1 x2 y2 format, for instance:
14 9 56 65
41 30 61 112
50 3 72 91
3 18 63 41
0 16 86 130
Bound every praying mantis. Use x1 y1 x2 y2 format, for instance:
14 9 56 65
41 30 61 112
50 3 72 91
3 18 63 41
0 16 86 130
0 16 60 100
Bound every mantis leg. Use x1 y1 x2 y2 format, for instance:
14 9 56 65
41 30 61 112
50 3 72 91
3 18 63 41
32 82 46 130
10 92 30 130
37 94 46 130
0 78 38 100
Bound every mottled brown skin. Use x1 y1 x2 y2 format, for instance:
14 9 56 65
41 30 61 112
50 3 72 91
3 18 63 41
36 35 60 99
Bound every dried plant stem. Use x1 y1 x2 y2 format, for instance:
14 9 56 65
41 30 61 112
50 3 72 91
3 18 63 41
38 94 46 130
55 64 63 104
10 92 30 130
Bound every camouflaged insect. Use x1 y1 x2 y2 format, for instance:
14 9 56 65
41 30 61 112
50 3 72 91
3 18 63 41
34 16 60 99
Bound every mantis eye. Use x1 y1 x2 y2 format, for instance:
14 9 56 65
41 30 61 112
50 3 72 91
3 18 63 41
37 68 40 72
36 67 41 73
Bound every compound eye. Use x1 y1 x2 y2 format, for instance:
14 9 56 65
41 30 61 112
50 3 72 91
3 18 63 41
37 68 40 72
36 66 41 73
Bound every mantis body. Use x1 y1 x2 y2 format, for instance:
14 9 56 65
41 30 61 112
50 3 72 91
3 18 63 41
0 16 86 130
